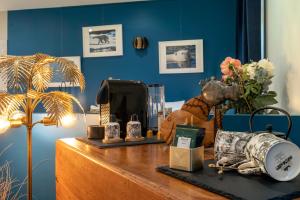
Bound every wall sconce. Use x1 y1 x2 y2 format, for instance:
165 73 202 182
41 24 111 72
133 36 148 49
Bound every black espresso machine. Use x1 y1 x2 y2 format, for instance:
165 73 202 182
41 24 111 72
96 80 148 138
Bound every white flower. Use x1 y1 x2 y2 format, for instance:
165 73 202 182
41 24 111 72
244 62 257 79
258 59 274 77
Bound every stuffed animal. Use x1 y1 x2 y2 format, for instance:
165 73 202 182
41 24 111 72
160 79 240 147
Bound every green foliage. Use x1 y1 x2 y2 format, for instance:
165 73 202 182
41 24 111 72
221 59 277 114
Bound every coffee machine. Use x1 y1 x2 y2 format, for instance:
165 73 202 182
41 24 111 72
96 80 148 138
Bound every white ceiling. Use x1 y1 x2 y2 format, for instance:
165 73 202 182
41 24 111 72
0 0 146 11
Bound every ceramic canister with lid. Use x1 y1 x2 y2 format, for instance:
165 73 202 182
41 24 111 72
126 114 142 138
103 114 121 142
126 114 145 142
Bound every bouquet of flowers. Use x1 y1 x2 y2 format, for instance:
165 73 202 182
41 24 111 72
220 57 277 114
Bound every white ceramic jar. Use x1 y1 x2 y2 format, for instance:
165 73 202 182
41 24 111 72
103 114 121 143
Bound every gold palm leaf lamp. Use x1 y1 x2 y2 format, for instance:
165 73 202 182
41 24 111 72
0 54 85 200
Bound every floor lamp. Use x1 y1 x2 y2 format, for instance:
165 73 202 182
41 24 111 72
0 54 85 200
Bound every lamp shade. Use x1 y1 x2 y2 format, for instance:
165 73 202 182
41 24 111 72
61 114 76 128
9 110 26 121
0 115 10 134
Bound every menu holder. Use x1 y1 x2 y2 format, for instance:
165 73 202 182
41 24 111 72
169 145 204 172
173 125 205 148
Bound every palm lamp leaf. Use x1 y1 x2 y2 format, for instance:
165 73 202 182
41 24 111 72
0 93 26 115
32 64 53 92
31 54 85 92
54 57 85 92
38 91 84 123
0 56 32 92
0 54 85 92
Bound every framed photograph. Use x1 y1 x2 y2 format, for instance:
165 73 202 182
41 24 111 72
159 39 203 74
48 56 81 88
82 24 123 57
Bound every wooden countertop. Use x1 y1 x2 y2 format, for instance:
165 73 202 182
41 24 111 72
56 138 225 200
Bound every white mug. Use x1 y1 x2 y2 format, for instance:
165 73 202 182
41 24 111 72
238 133 300 181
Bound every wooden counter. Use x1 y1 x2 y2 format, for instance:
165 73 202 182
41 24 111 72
56 138 225 200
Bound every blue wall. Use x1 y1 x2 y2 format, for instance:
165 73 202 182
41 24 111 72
8 0 237 111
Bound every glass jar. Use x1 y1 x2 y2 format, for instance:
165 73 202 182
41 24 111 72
148 84 165 132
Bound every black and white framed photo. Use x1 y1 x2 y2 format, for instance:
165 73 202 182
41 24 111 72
159 39 203 74
49 56 81 88
82 24 123 57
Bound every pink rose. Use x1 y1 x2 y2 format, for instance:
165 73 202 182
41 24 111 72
224 57 233 62
222 75 229 81
220 57 242 76
220 57 234 76
221 65 233 76
221 57 232 69
230 59 242 71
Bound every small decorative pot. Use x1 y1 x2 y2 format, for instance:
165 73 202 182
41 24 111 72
104 122 120 139
87 125 104 139
126 114 144 142
103 114 123 144
238 133 300 181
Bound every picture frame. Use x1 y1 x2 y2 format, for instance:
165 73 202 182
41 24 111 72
82 24 123 57
159 39 203 74
48 56 81 88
